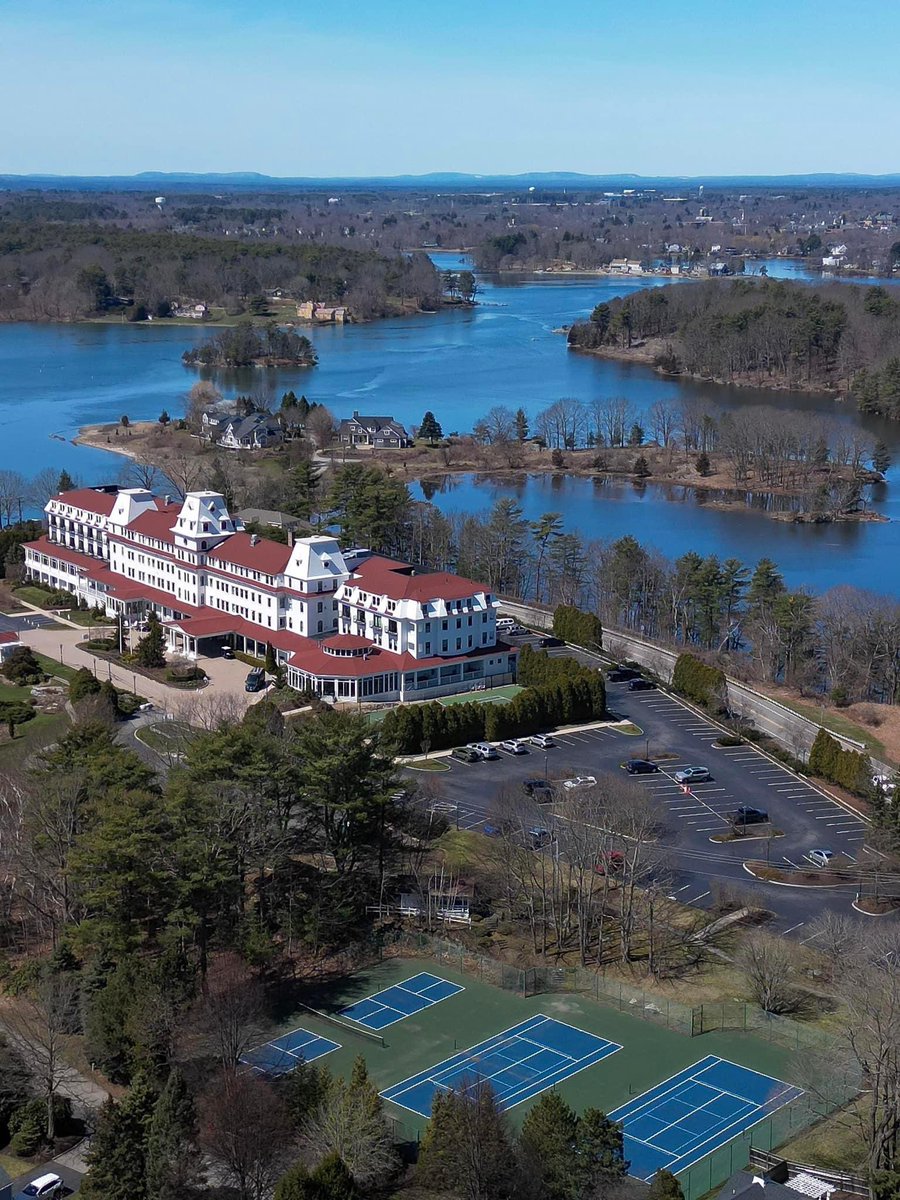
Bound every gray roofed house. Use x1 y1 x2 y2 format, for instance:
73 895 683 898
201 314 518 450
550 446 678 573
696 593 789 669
338 411 411 449
716 1170 833 1200
218 413 284 451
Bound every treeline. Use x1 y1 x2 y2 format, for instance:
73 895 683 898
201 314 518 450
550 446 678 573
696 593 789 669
183 320 317 368
381 646 606 753
0 219 443 321
808 728 872 794
568 279 900 418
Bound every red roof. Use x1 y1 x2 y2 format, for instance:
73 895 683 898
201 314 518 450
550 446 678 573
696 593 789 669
288 638 514 679
351 556 490 604
52 488 118 516
208 533 294 575
323 633 372 652
23 536 101 572
0 631 20 645
128 507 180 542
167 609 305 653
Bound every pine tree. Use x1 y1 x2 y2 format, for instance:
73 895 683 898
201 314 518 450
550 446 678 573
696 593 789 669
519 1091 580 1200
647 1168 685 1200
418 411 443 445
286 460 319 520
695 451 711 476
56 469 75 492
265 642 277 674
275 1162 314 1200
515 407 529 441
146 1068 198 1200
81 1073 157 1200
135 612 166 669
633 455 651 478
575 1107 628 1179
310 1153 359 1200
417 1082 517 1200
873 441 892 475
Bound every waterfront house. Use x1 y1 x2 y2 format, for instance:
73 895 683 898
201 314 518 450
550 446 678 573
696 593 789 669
219 413 284 450
338 411 411 449
296 301 350 324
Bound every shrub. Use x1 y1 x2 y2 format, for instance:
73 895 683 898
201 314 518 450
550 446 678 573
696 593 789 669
716 734 744 747
1 645 44 685
808 728 871 795
9 1097 49 1154
672 653 727 713
69 666 102 702
552 604 603 651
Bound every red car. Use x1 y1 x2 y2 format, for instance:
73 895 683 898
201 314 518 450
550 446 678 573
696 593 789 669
595 851 625 876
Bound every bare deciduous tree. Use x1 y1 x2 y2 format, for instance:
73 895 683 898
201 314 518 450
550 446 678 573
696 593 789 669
199 1070 293 1200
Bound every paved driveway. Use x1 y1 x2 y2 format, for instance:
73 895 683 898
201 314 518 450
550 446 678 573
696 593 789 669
10 1160 83 1199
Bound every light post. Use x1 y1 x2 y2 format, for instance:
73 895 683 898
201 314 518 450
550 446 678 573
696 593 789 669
544 749 549 780
59 642 63 665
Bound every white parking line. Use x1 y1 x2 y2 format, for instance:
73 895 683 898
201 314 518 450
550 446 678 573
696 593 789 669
685 890 711 904
783 922 805 935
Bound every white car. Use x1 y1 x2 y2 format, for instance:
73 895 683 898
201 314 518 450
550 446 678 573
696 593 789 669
806 849 835 869
528 734 555 749
872 774 896 796
16 1175 63 1200
499 739 528 755
562 775 597 791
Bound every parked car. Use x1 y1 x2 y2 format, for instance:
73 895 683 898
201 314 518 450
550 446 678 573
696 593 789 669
221 645 235 659
16 1176 63 1200
674 766 711 784
539 635 564 648
522 778 554 800
607 667 639 682
806 848 835 868
483 823 503 838
528 826 553 848
628 678 656 691
451 746 480 763
625 758 659 775
244 667 266 693
466 741 499 761
594 850 625 876
499 739 528 755
732 806 769 825
528 734 555 749
562 775 597 791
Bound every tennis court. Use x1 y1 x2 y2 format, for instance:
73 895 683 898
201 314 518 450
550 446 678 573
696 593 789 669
381 1013 621 1117
609 1055 804 1180
340 971 465 1030
241 1026 340 1077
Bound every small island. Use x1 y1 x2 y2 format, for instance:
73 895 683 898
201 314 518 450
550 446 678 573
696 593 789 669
182 319 318 369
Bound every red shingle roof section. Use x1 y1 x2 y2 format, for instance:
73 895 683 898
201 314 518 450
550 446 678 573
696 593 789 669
350 556 490 603
208 533 294 574
0 631 19 645
128 507 180 541
323 633 372 652
52 488 117 516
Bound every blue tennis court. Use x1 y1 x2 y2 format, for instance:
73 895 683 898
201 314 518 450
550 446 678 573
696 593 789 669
610 1055 804 1180
381 1014 621 1116
240 1027 340 1077
340 971 465 1030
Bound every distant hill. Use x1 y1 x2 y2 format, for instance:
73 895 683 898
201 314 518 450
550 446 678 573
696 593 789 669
2 170 900 192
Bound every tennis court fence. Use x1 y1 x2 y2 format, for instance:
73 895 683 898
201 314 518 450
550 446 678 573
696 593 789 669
382 931 843 1052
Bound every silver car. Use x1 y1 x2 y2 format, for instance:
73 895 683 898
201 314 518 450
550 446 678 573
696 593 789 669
674 766 711 784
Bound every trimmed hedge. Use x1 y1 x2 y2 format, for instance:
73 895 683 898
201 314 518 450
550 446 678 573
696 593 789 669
672 652 727 713
808 728 872 795
381 647 606 754
552 604 603 651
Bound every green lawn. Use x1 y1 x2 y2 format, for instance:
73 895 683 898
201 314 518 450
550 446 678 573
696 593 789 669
773 696 888 761
32 653 79 683
62 609 112 627
438 683 523 707
0 710 69 768
12 585 58 607
0 680 31 702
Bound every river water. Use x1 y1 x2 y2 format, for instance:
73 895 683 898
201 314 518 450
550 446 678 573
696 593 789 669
1 253 899 594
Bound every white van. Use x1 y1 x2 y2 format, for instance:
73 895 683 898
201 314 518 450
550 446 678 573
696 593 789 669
496 617 516 631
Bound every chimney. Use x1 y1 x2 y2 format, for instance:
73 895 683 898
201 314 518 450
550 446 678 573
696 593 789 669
287 530 295 547
250 534 259 547
164 495 171 506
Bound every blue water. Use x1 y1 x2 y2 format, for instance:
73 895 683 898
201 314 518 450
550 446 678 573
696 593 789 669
0 252 899 595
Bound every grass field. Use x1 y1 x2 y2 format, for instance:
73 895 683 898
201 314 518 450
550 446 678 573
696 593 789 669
438 683 523 707
268 956 820 1194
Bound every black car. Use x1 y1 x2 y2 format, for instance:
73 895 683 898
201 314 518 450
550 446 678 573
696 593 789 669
523 778 554 800
732 806 769 825
625 758 659 775
607 667 639 682
451 746 480 763
539 635 563 648
628 678 656 691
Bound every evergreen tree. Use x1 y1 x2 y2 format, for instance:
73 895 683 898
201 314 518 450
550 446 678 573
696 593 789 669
309 1153 359 1200
695 451 711 476
265 642 277 674
56 469 75 492
515 407 529 441
519 1091 580 1200
873 441 892 474
633 455 651 478
285 460 319 521
275 1162 314 1200
418 411 443 444
158 410 171 426
81 1073 157 1200
417 1082 517 1200
647 1168 686 1200
146 1068 199 1200
284 1060 332 1125
135 612 166 669
628 422 645 446
575 1107 628 1179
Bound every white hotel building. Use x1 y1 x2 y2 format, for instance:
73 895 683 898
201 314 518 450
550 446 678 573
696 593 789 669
23 486 517 703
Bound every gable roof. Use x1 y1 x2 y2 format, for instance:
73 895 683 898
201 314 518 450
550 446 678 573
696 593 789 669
350 555 491 603
208 532 294 574
52 487 118 516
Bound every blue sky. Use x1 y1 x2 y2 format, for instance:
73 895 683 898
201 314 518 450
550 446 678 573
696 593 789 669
2 0 898 176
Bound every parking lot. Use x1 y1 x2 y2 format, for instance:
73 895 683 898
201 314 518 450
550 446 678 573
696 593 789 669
404 664 883 938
